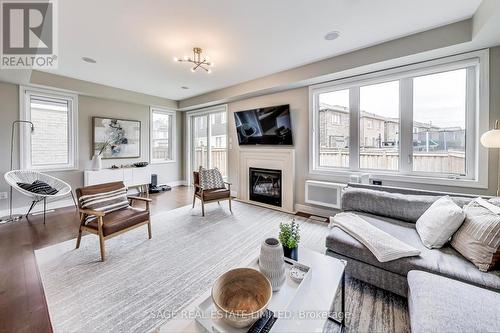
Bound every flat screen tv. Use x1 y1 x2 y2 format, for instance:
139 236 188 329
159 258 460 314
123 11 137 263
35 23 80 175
234 104 293 145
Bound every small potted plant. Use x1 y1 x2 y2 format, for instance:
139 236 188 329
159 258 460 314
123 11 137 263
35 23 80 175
279 218 300 260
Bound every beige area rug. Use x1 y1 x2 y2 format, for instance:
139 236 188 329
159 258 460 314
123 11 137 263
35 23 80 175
35 201 408 333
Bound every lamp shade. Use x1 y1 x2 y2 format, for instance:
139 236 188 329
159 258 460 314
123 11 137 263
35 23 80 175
481 129 500 148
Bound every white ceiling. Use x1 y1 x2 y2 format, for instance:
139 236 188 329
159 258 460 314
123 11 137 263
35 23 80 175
40 0 482 100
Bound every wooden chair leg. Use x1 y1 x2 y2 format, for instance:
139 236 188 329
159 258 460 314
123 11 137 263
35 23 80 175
99 233 105 261
228 196 232 213
192 193 196 208
76 227 83 249
147 220 152 239
98 217 105 261
201 200 205 217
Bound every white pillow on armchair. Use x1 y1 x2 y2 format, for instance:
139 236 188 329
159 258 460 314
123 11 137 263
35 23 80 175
416 196 465 249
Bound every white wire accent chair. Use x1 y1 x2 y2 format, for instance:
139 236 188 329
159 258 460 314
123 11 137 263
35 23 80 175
4 170 77 224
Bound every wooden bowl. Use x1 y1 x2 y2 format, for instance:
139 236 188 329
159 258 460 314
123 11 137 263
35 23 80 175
211 268 272 328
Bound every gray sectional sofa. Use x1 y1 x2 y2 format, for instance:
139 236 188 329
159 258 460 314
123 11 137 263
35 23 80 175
325 184 500 332
407 270 500 333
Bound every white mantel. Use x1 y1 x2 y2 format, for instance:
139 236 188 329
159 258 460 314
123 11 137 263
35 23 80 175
238 147 295 213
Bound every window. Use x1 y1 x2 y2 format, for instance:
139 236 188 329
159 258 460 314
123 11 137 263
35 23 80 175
186 105 228 184
20 87 77 171
318 89 350 168
360 80 399 171
413 69 466 175
310 50 489 188
150 108 176 163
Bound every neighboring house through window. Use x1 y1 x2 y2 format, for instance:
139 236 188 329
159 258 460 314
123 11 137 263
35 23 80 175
150 107 176 163
20 87 78 171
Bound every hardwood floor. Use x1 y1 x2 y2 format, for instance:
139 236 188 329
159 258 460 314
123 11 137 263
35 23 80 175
0 186 194 333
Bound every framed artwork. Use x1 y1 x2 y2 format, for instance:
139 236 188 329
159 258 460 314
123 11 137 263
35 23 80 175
92 117 141 159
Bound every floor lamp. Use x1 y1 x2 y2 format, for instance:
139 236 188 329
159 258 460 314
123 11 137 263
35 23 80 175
481 120 500 196
0 120 35 224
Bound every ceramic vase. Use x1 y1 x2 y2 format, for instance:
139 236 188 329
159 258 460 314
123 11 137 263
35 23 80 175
91 154 102 171
259 238 286 291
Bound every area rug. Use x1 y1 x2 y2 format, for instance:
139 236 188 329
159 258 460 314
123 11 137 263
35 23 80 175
36 201 410 332
35 201 330 332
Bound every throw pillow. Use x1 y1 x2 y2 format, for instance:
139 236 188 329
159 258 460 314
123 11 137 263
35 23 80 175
451 199 500 272
198 167 225 190
79 186 129 224
415 196 465 249
17 180 59 195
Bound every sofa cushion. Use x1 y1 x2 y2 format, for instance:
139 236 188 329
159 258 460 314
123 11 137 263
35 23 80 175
407 270 500 333
341 188 472 223
415 196 465 249
326 212 500 291
451 199 500 272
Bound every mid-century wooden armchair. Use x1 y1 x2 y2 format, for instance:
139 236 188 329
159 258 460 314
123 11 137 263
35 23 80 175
75 181 152 261
192 171 232 216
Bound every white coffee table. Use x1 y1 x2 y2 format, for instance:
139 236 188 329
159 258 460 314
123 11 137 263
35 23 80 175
158 247 346 333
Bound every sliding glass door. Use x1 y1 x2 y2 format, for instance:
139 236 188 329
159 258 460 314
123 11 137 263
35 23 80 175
189 106 228 179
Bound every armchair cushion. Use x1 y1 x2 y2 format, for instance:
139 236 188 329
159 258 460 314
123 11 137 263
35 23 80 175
198 167 225 190
202 188 231 201
86 207 149 236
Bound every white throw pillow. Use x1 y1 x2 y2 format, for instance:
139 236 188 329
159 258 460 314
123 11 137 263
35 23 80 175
416 196 465 249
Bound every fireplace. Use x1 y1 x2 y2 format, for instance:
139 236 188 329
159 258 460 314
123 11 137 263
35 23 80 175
249 167 282 207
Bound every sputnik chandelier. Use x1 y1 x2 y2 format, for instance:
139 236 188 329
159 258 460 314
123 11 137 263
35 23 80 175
174 47 214 73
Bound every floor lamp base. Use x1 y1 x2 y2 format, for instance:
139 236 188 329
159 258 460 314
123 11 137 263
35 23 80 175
0 214 23 225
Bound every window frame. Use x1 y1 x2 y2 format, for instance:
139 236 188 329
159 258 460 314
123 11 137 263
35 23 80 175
309 50 489 189
20 86 78 171
150 107 176 164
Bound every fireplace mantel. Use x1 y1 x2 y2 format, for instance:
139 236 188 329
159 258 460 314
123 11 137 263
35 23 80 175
238 148 295 213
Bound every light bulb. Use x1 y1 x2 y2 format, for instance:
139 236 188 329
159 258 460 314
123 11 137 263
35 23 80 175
207 68 212 74
210 62 215 67
190 67 196 72
205 56 210 61
183 55 189 61
173 57 178 62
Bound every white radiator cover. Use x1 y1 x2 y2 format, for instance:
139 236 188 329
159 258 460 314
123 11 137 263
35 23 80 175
305 180 346 209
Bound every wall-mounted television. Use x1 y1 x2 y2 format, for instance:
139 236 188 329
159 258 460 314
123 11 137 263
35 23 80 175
234 104 293 146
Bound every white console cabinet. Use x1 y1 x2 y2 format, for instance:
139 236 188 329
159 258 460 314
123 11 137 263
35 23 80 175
84 166 151 193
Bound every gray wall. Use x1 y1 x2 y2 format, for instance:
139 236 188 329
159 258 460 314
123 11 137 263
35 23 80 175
225 46 500 207
0 82 183 212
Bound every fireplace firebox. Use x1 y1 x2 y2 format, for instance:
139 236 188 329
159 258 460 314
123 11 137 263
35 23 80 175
249 167 282 207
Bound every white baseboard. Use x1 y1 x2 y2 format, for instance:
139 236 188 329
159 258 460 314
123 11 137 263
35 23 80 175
165 180 187 187
0 197 76 218
294 203 339 218
230 190 238 197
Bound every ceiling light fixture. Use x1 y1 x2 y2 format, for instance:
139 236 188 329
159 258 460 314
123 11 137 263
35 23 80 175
324 31 340 41
82 56 97 63
174 47 213 73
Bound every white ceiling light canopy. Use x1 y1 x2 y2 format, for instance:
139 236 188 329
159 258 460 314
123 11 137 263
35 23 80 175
174 47 214 73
